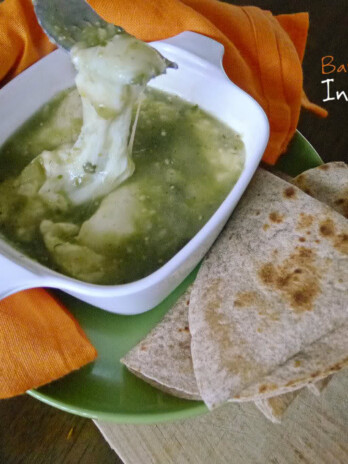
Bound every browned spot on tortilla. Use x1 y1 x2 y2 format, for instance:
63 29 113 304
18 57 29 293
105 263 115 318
259 263 275 285
294 360 301 368
297 213 314 230
315 239 320 244
284 186 296 198
335 198 345 205
258 383 278 393
334 233 348 254
318 218 348 254
334 197 348 218
282 358 348 389
299 237 306 242
263 223 270 231
298 248 312 258
284 364 348 387
293 175 308 192
186 299 190 306
255 210 261 216
339 196 348 219
269 211 284 223
319 218 335 237
140 345 147 351
258 247 320 312
292 291 305 304
178 325 190 333
331 364 341 372
204 279 258 385
234 291 259 308
319 164 329 170
330 359 348 371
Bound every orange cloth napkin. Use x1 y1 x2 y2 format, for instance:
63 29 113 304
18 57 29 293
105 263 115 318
0 0 326 399
0 289 97 398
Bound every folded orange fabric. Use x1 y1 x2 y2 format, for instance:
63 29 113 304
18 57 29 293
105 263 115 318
0 0 326 398
0 289 97 398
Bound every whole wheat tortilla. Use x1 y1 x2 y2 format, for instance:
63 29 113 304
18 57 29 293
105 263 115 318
254 390 300 424
254 374 334 423
293 162 348 218
121 167 347 413
254 372 333 423
122 281 348 403
189 168 348 409
235 325 348 401
253 163 345 421
121 286 201 400
307 375 333 396
254 374 334 424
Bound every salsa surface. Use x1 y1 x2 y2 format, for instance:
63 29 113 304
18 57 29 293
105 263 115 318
0 88 245 284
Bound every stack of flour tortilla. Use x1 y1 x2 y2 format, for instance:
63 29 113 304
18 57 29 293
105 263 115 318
121 162 348 423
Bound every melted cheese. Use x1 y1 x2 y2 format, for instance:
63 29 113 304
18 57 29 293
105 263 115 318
39 33 168 205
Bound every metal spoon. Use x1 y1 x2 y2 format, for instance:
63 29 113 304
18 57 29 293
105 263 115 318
33 0 124 50
33 0 176 69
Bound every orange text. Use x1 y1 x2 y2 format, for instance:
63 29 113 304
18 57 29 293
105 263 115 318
322 56 348 74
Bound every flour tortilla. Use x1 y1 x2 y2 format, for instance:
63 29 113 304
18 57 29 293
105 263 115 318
121 286 200 400
189 168 348 409
254 163 347 421
293 163 346 403
122 282 348 403
254 374 333 423
235 325 348 402
307 375 333 396
254 390 300 424
121 168 347 411
293 162 348 218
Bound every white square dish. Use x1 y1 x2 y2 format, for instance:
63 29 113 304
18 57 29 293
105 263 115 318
0 31 269 314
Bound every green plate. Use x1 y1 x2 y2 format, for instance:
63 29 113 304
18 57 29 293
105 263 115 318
28 131 322 423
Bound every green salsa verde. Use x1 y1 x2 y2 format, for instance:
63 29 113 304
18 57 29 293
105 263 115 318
0 88 245 284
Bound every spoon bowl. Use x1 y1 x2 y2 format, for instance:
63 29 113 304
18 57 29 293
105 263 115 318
33 0 124 50
33 0 177 69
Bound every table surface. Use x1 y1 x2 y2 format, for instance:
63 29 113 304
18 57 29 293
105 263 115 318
1 1 347 463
